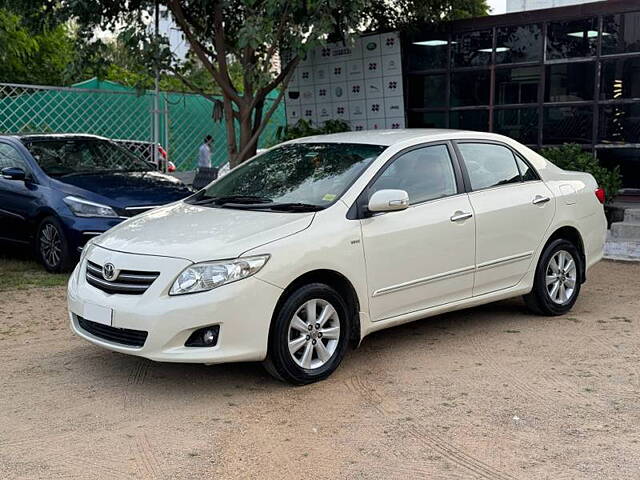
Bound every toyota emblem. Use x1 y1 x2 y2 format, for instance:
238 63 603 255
102 263 117 281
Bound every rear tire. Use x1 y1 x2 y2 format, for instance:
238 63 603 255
524 238 582 316
264 283 350 385
36 216 73 273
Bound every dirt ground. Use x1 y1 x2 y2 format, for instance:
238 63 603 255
1 260 639 479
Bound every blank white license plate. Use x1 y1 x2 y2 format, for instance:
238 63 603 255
83 302 113 326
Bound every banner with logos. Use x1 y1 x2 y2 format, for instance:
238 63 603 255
284 32 405 131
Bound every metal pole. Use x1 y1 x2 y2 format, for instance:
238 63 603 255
164 92 170 172
153 0 160 171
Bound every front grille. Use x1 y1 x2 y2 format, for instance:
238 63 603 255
86 260 159 295
77 316 148 347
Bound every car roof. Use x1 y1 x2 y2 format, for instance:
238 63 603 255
2 133 109 143
286 128 514 147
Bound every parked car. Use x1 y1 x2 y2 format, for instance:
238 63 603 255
114 139 176 172
67 130 607 384
0 134 192 272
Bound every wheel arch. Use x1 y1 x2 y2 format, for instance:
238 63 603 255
270 269 362 348
542 225 586 283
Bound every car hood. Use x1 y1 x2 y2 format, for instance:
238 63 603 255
51 171 192 208
93 201 316 262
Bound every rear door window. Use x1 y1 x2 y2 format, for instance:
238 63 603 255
457 143 521 190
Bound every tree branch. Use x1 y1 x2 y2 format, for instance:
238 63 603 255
168 66 217 102
262 2 290 74
166 0 241 103
249 55 300 112
236 66 294 162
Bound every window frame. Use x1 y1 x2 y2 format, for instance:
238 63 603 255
452 139 541 193
347 140 466 220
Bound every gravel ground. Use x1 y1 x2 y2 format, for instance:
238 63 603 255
0 260 639 479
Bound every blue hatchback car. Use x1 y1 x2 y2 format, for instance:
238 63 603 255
0 134 193 272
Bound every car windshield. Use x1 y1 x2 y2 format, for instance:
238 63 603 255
190 142 386 210
23 138 150 177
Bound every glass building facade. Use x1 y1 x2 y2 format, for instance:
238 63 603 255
403 0 640 187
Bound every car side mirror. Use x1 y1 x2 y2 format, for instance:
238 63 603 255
367 189 410 213
1 167 26 181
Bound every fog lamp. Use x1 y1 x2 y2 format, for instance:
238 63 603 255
185 325 220 347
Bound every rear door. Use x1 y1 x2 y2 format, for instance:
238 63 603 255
455 141 555 296
0 141 38 243
360 143 476 321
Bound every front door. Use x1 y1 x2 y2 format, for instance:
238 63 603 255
0 142 37 243
456 141 555 296
360 143 476 321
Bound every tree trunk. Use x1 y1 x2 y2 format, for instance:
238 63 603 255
233 104 254 168
222 94 238 166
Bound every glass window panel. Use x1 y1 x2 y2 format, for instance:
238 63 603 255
515 155 539 181
495 66 540 105
370 145 457 204
543 106 593 144
546 18 598 59
600 58 640 100
602 13 640 55
599 104 640 144
449 109 489 131
451 70 490 106
452 30 493 67
0 143 27 170
493 107 539 145
407 75 447 108
496 24 542 64
457 143 521 190
407 111 447 128
545 62 595 102
407 34 451 70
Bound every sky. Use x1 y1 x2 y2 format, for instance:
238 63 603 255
488 0 507 15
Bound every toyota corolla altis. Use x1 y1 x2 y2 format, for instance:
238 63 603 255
68 130 607 384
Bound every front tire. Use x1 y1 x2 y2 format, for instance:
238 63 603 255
264 283 350 385
524 238 582 316
36 216 73 273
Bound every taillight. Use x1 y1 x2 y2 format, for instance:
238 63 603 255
595 187 605 204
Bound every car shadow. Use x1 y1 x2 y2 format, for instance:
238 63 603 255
79 296 533 397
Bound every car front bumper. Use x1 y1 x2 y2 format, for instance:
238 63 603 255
59 214 125 254
67 245 283 364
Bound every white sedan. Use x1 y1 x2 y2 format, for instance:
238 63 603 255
67 130 607 384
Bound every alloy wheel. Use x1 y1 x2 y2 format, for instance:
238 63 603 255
545 250 577 305
40 223 62 268
287 298 340 370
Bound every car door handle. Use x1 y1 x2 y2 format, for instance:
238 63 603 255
532 195 551 205
450 211 473 222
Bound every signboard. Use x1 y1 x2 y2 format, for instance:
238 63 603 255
284 32 405 131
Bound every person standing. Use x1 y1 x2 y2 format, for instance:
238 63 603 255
198 135 213 170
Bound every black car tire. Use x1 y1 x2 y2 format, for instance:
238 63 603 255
524 238 582 316
36 216 73 273
264 283 350 385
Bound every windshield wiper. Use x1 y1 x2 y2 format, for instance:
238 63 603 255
220 202 324 212
263 202 324 212
191 195 273 206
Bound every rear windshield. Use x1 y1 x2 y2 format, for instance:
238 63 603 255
23 138 150 177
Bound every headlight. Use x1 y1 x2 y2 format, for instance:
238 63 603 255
169 255 270 295
63 196 118 218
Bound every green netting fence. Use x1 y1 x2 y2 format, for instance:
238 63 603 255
0 78 286 170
